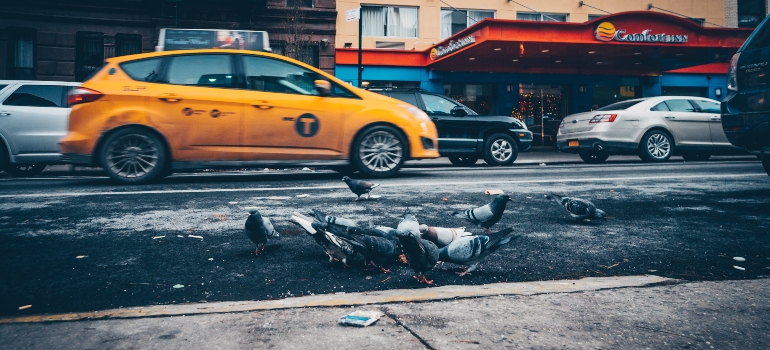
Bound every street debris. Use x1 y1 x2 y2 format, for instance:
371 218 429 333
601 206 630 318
301 167 312 171
18 305 32 310
152 236 165 239
188 235 204 240
369 195 382 199
209 213 227 221
442 197 448 201
338 310 384 327
484 189 504 195
228 201 238 205
734 266 745 271
76 255 86 259
172 284 184 288
208 258 214 261
177 235 184 238
267 196 291 200
296 194 310 198
733 257 746 262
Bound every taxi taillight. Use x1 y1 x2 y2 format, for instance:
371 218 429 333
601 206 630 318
68 87 103 106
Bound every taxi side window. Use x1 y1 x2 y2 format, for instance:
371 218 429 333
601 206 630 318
242 56 320 96
165 54 234 88
120 58 163 82
3 85 67 107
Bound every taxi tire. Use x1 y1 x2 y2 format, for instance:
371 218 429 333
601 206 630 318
100 127 168 184
351 125 406 178
483 133 518 166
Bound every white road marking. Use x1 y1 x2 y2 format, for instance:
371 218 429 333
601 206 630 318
0 173 765 199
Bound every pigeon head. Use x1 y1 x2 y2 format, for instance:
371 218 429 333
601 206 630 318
594 209 607 220
544 194 562 202
248 209 262 219
310 221 327 232
342 176 351 181
498 194 512 202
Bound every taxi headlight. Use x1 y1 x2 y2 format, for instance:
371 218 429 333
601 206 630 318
399 104 432 123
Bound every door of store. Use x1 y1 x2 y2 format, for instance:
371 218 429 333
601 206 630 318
518 84 565 146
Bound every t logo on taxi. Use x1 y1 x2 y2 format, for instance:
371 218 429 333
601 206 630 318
295 114 319 137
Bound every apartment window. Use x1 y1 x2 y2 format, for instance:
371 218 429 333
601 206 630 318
441 9 494 39
516 12 568 22
362 5 419 38
6 28 36 80
375 41 405 49
738 0 766 28
587 14 605 21
115 34 142 57
287 0 313 7
76 32 105 81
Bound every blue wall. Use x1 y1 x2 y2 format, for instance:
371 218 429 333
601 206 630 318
335 64 728 115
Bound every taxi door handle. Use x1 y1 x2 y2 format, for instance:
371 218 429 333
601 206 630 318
251 101 273 110
157 93 182 102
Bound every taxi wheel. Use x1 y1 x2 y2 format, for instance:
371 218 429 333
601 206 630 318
100 127 168 184
483 133 518 166
4 164 47 177
351 125 406 178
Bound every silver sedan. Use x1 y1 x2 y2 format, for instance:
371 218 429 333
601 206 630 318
556 96 744 163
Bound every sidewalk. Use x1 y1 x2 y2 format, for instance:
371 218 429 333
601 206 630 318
1 276 767 349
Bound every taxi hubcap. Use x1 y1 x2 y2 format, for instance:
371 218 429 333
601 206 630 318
647 133 671 159
491 139 512 161
360 131 402 172
106 134 159 178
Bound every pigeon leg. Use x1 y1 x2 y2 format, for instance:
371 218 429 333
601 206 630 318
483 227 492 234
380 266 391 274
413 273 434 284
367 193 371 199
456 267 472 276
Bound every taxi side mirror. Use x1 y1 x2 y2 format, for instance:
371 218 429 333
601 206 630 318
314 80 332 97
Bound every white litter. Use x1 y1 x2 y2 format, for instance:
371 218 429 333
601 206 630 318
301 167 312 171
228 202 238 205
733 257 746 262
188 235 204 240
267 196 291 200
484 189 504 195
177 235 184 238
172 284 184 288
296 194 310 198
76 255 86 259
369 195 382 199
152 236 165 239
734 266 745 271
208 258 214 261
338 311 384 327
539 163 547 166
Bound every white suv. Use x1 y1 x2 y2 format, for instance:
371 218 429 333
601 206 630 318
0 80 80 176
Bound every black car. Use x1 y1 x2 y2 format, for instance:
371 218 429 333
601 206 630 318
376 89 532 166
722 14 770 177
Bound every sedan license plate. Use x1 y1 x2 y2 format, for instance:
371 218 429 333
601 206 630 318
568 140 579 147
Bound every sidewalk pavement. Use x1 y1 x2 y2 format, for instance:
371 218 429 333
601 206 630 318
1 276 768 349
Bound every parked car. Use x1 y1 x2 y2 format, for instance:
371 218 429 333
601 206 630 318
374 88 532 166
557 96 744 163
722 14 770 177
59 49 439 184
0 80 80 176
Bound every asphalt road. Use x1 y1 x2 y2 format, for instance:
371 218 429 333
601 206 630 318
1 159 769 317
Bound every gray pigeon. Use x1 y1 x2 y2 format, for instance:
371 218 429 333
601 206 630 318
545 194 607 221
311 221 357 266
438 227 519 276
397 209 421 235
419 224 471 248
244 209 278 255
311 209 358 228
336 230 402 273
342 176 380 201
452 194 513 233
396 228 439 284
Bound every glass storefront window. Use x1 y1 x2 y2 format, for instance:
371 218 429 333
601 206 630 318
591 85 640 110
443 83 496 115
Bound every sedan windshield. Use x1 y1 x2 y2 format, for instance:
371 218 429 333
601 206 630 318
595 100 643 111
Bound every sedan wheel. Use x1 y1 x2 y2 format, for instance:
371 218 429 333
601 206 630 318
100 127 168 184
4 164 47 177
639 130 673 162
483 133 518 166
448 156 478 166
352 126 405 178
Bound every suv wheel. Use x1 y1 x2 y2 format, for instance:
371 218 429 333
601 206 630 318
579 152 609 164
682 153 711 161
762 154 770 178
483 133 518 166
448 156 478 166
100 127 168 184
4 164 47 177
351 125 406 178
639 130 673 162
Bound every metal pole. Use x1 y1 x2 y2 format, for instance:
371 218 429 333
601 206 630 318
358 14 363 87
540 88 544 144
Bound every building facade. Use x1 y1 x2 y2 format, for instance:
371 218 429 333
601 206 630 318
334 0 763 138
1 0 338 81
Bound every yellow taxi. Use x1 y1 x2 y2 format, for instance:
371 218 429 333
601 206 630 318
60 49 439 184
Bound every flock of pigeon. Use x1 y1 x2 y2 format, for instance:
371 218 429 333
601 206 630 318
243 176 607 284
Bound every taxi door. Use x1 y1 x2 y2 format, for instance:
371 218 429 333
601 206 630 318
147 53 243 161
239 54 342 160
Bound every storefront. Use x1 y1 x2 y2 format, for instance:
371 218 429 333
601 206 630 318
336 11 751 135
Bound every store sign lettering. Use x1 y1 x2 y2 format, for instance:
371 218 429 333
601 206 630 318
595 22 688 43
430 36 476 60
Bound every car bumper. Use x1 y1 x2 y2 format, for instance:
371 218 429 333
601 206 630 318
721 113 770 152
513 129 533 152
61 153 94 166
557 137 638 154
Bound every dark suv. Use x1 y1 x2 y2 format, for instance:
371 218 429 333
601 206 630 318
722 14 770 177
376 89 532 166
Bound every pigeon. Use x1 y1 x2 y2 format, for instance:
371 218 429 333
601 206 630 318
452 194 513 233
396 228 439 284
244 209 278 255
545 194 607 221
336 232 402 273
397 209 421 236
311 209 358 228
311 221 357 266
342 176 380 201
438 227 519 276
419 224 471 248
348 225 400 242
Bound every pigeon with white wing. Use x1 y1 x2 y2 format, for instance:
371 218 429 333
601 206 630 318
452 194 513 234
438 227 519 276
342 176 380 201
419 224 471 248
545 194 606 221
